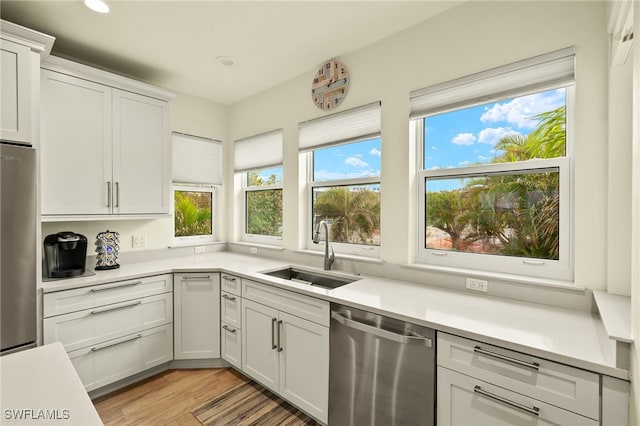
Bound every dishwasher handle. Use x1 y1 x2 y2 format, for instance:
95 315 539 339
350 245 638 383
331 311 432 347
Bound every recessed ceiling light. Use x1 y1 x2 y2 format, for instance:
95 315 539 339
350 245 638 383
215 56 238 66
84 0 109 14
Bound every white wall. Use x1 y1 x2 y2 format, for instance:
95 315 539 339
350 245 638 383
42 92 228 250
228 1 617 292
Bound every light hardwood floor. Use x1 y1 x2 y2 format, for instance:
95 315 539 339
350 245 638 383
93 368 249 426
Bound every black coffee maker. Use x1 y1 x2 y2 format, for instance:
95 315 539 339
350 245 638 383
43 232 88 278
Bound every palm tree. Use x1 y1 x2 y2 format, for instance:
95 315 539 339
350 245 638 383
314 187 380 244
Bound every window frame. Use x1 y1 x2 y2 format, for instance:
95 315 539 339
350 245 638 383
172 183 217 246
414 84 574 281
305 136 382 258
241 168 284 246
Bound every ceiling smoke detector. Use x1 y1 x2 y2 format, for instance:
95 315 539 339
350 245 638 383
215 56 237 66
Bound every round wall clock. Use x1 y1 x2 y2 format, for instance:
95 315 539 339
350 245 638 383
311 60 349 111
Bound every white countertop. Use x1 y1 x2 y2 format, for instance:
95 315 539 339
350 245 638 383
0 342 103 425
42 252 628 380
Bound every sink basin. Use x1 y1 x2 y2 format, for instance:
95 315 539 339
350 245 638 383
260 267 360 290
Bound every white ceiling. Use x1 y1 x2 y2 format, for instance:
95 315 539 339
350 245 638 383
1 1 462 105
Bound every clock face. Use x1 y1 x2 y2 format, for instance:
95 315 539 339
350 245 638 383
311 60 349 111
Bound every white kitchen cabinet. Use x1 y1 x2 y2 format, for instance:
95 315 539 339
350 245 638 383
241 280 329 423
437 332 600 426
174 273 220 360
220 274 242 369
0 21 54 145
43 274 174 392
221 291 241 328
1 39 31 143
40 57 171 217
437 367 598 426
221 323 242 369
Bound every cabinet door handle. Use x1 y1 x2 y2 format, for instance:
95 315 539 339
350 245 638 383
107 182 112 208
277 320 283 352
222 294 236 301
182 275 211 280
222 325 237 334
222 275 236 282
473 385 540 417
90 300 142 315
90 334 142 352
473 346 540 370
90 280 142 292
271 317 277 350
115 181 120 208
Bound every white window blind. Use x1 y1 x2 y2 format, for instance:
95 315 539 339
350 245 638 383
410 47 575 119
299 101 381 151
234 129 283 172
172 132 222 185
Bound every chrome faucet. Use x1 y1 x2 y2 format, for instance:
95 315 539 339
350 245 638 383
313 220 335 270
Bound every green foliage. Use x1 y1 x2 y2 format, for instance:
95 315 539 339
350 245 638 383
246 172 283 236
426 106 565 259
314 187 380 245
174 191 212 237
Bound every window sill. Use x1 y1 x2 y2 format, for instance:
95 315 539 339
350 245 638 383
403 262 584 291
229 241 285 252
295 249 385 265
169 241 227 249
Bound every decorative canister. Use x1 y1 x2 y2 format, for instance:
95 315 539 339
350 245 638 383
95 230 120 270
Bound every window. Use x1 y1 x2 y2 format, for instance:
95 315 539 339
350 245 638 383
235 129 283 245
299 102 381 257
172 132 222 244
411 48 575 280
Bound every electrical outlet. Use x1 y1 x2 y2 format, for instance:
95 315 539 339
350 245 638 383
194 246 206 254
250 247 258 255
132 234 146 248
466 277 488 292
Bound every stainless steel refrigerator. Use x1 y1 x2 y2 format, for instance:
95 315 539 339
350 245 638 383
0 142 37 355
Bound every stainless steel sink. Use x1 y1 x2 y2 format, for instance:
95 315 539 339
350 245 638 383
260 267 360 290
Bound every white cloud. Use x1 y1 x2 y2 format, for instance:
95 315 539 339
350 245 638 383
459 160 471 166
345 156 368 168
480 90 565 129
477 127 521 145
431 146 438 150
369 147 381 157
478 154 492 161
452 133 476 146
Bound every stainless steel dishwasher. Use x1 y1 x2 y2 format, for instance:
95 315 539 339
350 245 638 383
329 303 435 426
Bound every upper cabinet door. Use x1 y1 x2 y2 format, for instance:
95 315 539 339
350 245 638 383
40 70 112 215
1 39 32 144
112 89 169 214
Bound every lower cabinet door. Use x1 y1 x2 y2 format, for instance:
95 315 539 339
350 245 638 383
241 298 279 393
221 322 241 369
67 324 173 392
174 273 220 360
278 311 329 424
437 367 598 426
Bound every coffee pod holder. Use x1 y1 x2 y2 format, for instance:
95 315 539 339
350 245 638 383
95 230 120 270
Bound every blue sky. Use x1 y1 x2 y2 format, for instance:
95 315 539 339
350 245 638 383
424 88 565 171
313 137 381 181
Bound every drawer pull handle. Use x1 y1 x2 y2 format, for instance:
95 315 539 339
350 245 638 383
473 346 540 370
222 294 236 301
222 325 237 334
222 276 237 282
91 281 142 292
473 385 540 417
90 300 142 315
90 334 143 352
182 275 211 280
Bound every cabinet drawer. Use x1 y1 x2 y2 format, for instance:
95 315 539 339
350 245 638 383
437 367 598 426
437 333 599 420
221 274 241 296
221 291 241 328
67 324 173 392
44 275 173 317
221 322 241 369
43 293 173 352
242 279 329 326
